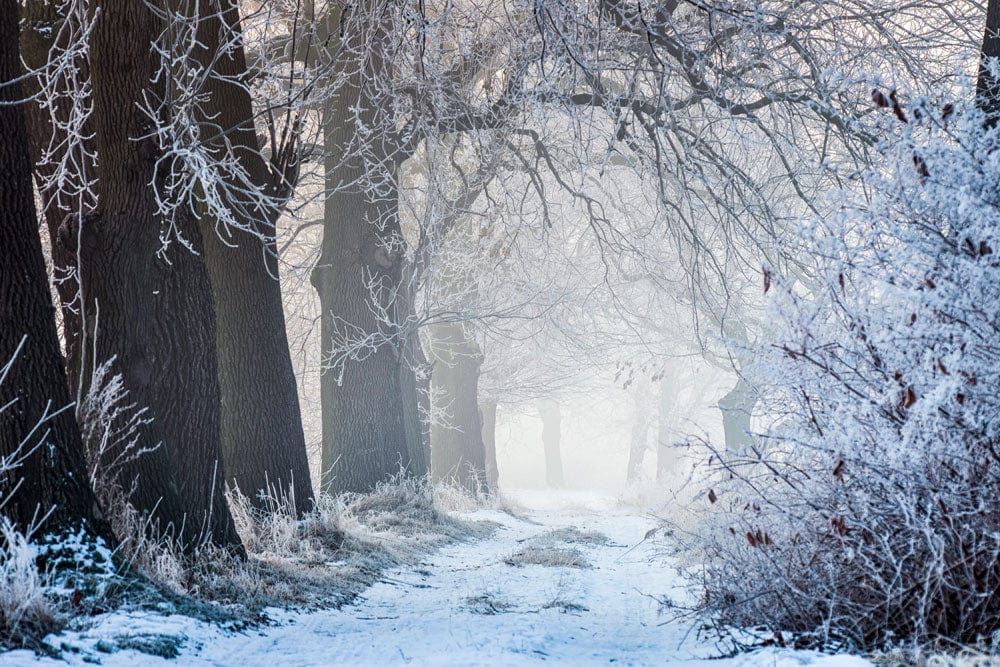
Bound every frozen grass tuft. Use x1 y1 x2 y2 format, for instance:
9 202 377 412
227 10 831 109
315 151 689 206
505 545 590 569
0 517 59 650
118 475 495 614
432 479 504 513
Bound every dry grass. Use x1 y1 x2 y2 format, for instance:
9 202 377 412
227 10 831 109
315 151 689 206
0 517 59 651
505 545 590 569
108 474 495 614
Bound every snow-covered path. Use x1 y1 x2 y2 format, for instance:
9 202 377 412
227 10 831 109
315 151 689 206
4 491 871 666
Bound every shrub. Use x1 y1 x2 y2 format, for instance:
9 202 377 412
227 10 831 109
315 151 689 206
684 94 1000 651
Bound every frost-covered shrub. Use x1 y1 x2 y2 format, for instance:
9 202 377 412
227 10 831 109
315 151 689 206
0 517 57 648
687 95 1000 650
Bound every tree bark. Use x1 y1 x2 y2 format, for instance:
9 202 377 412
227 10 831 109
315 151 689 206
430 324 488 492
480 400 500 491
84 0 241 552
0 0 110 540
314 4 420 494
184 0 314 514
656 382 673 482
718 377 757 454
627 403 648 483
978 0 1000 120
538 399 564 488
20 1 97 398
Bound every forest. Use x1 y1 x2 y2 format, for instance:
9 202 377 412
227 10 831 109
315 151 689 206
3 0 1000 664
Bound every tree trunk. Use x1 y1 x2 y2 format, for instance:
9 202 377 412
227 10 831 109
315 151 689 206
656 381 673 482
186 1 314 514
430 324 488 492
538 400 564 488
85 0 241 552
480 400 500 491
314 5 418 494
0 0 110 540
978 0 1000 120
20 1 97 398
718 377 757 454
400 325 431 478
627 402 648 484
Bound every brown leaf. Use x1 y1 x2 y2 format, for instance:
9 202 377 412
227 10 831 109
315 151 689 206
871 89 890 108
746 531 757 548
763 267 772 294
833 459 845 480
708 489 717 504
956 393 966 405
901 386 917 409
71 589 83 608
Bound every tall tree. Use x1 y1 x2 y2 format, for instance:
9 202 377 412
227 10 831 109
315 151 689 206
538 400 564 488
167 0 315 513
313 3 418 493
82 0 241 551
479 400 500 491
0 0 109 540
429 323 488 492
19 0 96 398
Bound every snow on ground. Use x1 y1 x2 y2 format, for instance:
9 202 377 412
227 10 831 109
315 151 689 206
2 490 872 666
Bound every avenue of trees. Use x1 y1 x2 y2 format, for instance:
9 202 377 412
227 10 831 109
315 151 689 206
3 0 1000 650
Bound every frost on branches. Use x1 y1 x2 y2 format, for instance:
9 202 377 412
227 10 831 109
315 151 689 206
687 94 1000 649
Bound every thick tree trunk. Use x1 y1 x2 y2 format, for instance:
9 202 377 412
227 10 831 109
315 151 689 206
314 172 413 493
187 1 314 514
430 324 488 492
85 0 241 552
400 325 431 478
0 1 110 540
718 377 757 454
20 1 97 398
538 400 564 488
314 4 420 494
480 400 500 491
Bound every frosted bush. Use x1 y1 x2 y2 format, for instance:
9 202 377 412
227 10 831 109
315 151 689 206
685 93 1000 650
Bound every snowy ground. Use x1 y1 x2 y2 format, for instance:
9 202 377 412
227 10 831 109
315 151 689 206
2 491 871 666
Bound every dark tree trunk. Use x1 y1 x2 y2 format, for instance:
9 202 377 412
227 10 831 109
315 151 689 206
314 173 413 494
0 0 110 540
480 400 499 491
430 324 488 492
400 325 431 478
538 400 564 488
186 1 314 514
315 5 420 494
20 1 97 398
978 0 1000 120
718 377 757 454
84 0 241 552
